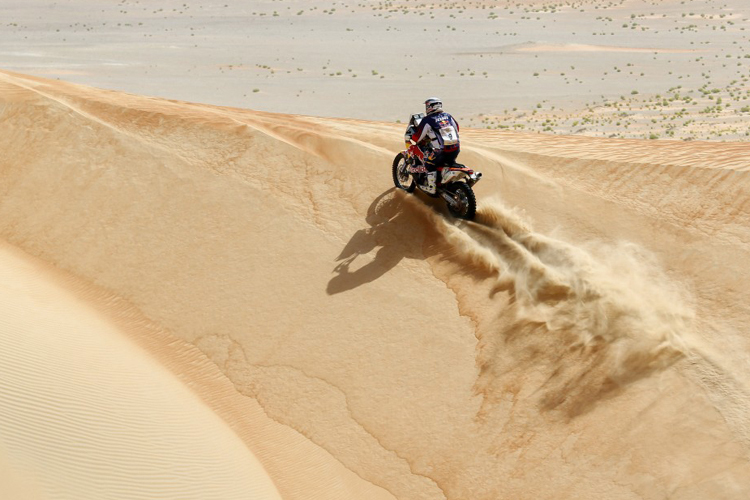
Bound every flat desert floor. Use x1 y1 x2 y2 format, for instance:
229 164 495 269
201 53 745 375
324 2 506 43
1 1 750 499
3 0 750 140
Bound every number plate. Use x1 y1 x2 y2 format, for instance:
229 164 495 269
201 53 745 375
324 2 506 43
440 126 458 145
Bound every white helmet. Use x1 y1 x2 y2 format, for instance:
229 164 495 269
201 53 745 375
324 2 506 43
425 97 443 115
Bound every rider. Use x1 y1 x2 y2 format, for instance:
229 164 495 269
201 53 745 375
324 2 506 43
411 97 460 195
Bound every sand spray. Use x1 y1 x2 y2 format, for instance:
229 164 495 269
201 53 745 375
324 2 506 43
414 196 696 416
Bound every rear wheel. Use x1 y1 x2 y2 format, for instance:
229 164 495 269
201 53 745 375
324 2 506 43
445 182 476 220
392 153 416 192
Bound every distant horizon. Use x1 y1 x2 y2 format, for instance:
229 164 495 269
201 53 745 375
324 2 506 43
2 0 749 140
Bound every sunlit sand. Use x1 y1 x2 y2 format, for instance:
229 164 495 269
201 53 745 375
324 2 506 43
1 0 750 498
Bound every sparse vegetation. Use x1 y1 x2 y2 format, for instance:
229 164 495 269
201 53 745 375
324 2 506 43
13 0 750 141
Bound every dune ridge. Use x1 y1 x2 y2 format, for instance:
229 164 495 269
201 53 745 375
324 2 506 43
2 70 750 498
515 43 701 54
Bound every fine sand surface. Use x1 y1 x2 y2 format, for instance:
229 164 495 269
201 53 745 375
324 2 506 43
1 69 750 499
0 241 282 500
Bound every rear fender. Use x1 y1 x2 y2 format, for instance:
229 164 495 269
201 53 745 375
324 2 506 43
442 166 482 186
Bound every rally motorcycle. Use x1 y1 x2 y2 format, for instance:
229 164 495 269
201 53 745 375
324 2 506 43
392 114 482 220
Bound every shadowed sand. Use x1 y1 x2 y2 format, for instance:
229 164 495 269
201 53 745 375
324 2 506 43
0 241 282 500
1 69 750 499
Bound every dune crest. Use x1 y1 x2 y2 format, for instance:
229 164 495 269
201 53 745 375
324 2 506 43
516 43 701 53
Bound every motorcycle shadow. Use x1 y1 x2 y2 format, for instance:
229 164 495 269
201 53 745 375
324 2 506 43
327 188 442 295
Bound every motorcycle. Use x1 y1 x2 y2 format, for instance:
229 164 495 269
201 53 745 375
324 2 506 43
392 116 482 220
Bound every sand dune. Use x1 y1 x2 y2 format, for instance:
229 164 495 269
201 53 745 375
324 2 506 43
1 70 750 498
0 241 282 500
515 43 702 53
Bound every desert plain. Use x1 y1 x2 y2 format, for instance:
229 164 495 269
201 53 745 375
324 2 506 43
1 0 750 499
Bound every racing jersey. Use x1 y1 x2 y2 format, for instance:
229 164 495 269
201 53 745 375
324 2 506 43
411 112 460 153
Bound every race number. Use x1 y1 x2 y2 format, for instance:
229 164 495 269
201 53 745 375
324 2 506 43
440 126 458 146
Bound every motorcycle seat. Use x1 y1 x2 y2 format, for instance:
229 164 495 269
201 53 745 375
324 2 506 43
443 161 463 169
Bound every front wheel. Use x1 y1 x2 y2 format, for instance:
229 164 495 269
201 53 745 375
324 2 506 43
392 153 416 192
445 182 476 220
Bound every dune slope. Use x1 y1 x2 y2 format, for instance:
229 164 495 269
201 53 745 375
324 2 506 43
0 241 284 500
1 70 750 499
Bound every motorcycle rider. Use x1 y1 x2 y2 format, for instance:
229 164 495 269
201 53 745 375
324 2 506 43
410 97 460 195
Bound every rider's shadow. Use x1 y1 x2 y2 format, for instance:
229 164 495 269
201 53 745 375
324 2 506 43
327 188 435 295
